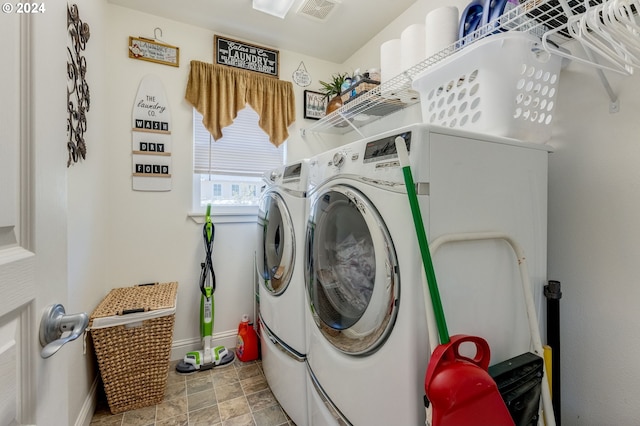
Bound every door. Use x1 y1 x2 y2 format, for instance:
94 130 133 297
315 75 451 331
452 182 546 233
0 12 37 425
1 4 70 424
305 184 399 356
0 251 36 426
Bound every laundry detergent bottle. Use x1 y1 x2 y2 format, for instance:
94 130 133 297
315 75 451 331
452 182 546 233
236 314 259 362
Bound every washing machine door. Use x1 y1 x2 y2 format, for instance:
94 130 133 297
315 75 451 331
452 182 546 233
257 190 295 295
306 184 399 355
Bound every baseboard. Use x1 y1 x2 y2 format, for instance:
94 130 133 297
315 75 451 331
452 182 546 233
171 329 237 361
74 376 98 426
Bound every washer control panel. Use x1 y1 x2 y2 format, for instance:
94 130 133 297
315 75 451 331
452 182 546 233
363 131 412 163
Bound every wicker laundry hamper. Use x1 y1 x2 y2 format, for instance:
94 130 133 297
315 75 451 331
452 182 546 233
89 282 178 414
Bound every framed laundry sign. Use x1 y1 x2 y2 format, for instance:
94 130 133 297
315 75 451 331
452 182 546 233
129 36 179 67
214 35 279 78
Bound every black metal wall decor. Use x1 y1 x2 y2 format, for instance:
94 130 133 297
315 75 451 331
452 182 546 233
67 3 91 167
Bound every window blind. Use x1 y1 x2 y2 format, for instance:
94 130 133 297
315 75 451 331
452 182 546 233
193 106 285 177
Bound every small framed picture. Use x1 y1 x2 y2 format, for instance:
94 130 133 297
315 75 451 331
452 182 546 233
304 90 328 120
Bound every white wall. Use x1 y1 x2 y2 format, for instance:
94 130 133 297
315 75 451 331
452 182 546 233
548 42 640 425
103 4 341 360
66 0 109 423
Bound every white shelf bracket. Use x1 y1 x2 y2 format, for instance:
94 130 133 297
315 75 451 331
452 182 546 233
552 0 620 112
584 48 621 114
594 66 620 113
339 111 365 138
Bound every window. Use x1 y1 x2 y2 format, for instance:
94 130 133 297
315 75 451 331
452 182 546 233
212 184 222 198
193 106 286 212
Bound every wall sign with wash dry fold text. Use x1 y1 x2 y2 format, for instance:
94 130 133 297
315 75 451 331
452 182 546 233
131 75 172 192
129 36 179 67
214 35 279 78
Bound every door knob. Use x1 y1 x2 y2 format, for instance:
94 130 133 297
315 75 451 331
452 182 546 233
39 304 89 359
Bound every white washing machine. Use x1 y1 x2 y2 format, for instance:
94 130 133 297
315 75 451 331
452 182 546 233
304 124 549 425
257 160 309 425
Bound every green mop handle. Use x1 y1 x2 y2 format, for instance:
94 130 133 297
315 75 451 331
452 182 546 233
205 204 213 243
201 203 214 337
395 137 450 345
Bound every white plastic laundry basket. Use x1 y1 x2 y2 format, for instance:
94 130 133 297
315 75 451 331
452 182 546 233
412 32 562 143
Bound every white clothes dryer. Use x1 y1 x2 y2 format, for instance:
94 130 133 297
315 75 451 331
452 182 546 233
304 124 549 425
257 160 310 425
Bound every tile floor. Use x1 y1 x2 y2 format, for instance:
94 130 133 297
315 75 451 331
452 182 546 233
90 358 295 426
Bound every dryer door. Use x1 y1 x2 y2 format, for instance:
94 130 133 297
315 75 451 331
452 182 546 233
258 190 295 295
306 184 399 355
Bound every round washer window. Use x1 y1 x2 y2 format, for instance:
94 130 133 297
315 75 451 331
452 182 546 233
258 191 295 295
306 185 399 355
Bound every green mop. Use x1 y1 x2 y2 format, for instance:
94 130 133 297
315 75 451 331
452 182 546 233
176 205 234 373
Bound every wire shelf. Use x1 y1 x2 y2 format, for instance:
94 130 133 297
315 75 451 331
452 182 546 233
305 0 606 135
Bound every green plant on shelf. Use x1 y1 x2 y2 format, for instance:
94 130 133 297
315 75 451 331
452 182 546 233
318 72 349 99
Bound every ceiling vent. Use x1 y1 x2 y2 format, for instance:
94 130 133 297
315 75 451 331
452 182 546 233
296 0 341 21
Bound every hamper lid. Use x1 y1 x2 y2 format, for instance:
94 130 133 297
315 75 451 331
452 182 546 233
89 282 178 329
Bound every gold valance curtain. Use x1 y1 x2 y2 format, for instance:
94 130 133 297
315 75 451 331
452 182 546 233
185 60 295 147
